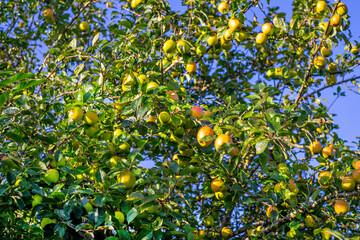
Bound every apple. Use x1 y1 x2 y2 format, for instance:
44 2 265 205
131 0 142 8
166 90 179 101
322 228 332 240
119 142 130 153
224 29 233 41
336 3 348 16
207 35 218 46
322 146 334 158
326 75 337 86
85 125 98 137
118 171 136 189
43 9 54 18
84 111 99 125
32 194 43 208
319 22 333 35
177 40 189 53
68 107 83 122
228 18 242 31
221 227 233 238
45 16 55 24
262 23 273 35
316 1 327 14
330 15 341 27
50 157 66 167
318 171 332 188
45 169 59 183
113 129 123 139
190 106 204 119
203 215 214 228
109 156 119 168
186 62 197 73
159 111 170 123
341 176 356 191
310 141 322 154
196 45 206 56
256 33 267 45
215 191 226 200
214 134 233 151
79 21 90 31
327 63 337 73
352 169 360 183
314 56 327 69
114 211 125 225
197 126 215 147
163 39 176 53
305 215 318 228
351 46 360 55
321 47 332 57
218 2 230 14
334 199 349 215
211 178 224 192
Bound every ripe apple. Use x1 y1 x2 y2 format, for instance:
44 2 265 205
114 211 125 225
352 169 360 183
85 125 98 137
109 156 119 168
203 215 214 228
207 35 218 46
214 134 233 151
341 176 356 191
351 46 359 55
190 106 204 119
229 146 239 157
45 169 59 183
196 45 206 56
266 206 278 218
228 18 242 31
321 47 332 57
322 146 334 158
327 63 337 73
119 142 130 153
305 215 318 228
138 74 148 83
319 22 333 35
159 111 171 123
146 81 159 92
310 141 322 154
352 158 360 169
32 194 43 208
218 2 230 14
79 21 90 31
118 171 136 189
163 40 176 53
186 62 197 73
131 0 142 8
314 56 327 69
215 191 226 200
221 227 233 238
334 199 349 215
262 23 273 35
166 90 179 101
146 115 156 123
177 40 189 53
336 3 348 16
316 1 327 14
256 33 267 45
211 178 224 192
84 111 99 125
43 9 54 18
318 171 332 187
197 126 215 147
224 29 233 41
330 15 341 27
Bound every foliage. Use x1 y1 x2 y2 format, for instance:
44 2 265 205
0 0 360 239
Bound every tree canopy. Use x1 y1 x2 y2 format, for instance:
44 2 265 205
1 0 360 239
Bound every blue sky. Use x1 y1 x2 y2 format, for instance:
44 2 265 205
168 0 360 147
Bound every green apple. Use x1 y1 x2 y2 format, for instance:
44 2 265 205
32 194 43 208
115 211 125 225
45 169 60 183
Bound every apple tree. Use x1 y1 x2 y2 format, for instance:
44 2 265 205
1 0 360 239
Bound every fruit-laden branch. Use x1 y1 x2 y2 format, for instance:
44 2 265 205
303 75 360 101
233 190 359 239
294 0 341 106
258 190 360 238
37 0 97 74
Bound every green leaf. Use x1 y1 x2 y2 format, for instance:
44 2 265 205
0 91 10 108
121 116 137 128
127 207 138 224
255 140 270 154
0 73 35 86
12 79 46 93
92 32 100 46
